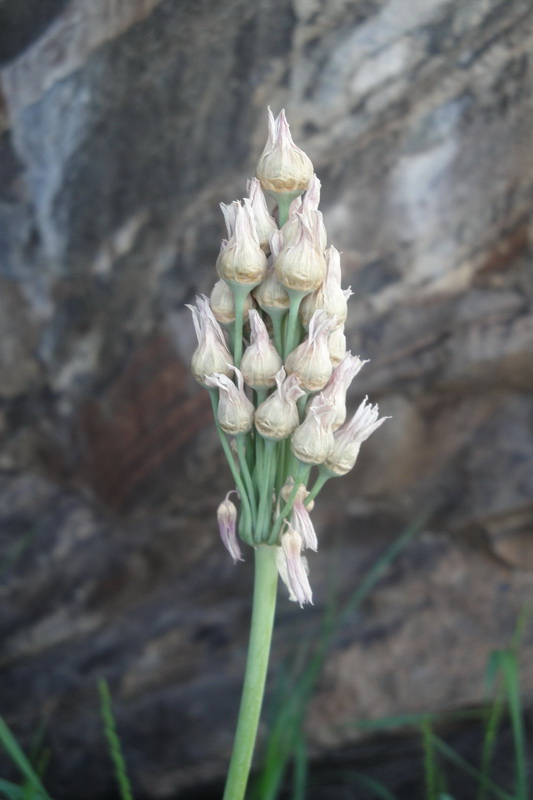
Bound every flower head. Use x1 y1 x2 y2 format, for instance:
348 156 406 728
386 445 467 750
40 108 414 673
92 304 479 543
216 200 268 287
256 108 314 195
240 309 283 389
285 310 336 392
274 213 326 295
205 367 255 435
255 367 305 440
187 295 234 386
291 393 337 465
325 397 390 476
217 492 243 563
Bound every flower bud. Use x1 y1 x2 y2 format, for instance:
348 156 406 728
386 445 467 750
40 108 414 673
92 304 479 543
255 367 305 440
291 393 336 465
285 310 336 392
187 295 234 386
246 177 277 252
300 246 352 329
321 352 367 430
276 524 313 606
256 108 314 195
240 310 283 389
205 367 255 435
274 214 326 295
216 201 268 287
253 267 290 315
324 396 390 476
282 175 327 251
210 279 254 325
328 327 347 367
217 492 243 563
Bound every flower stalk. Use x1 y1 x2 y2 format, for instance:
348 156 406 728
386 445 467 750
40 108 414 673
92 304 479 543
187 108 389 800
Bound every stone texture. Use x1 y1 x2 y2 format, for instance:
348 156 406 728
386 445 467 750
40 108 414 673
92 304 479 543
0 0 532 797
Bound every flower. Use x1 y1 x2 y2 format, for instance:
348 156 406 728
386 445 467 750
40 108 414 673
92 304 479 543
328 327 347 367
276 524 313 606
256 108 314 195
324 396 390 476
255 367 305 440
187 295 234 386
291 393 337 465
217 492 243 563
321 352 368 430
246 177 277 251
281 478 317 551
216 200 268 287
205 367 255 435
282 175 327 251
210 279 254 325
300 246 352 329
285 310 336 392
274 213 326 295
240 309 283 389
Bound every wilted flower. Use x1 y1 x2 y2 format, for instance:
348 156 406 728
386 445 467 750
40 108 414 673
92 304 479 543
256 108 314 195
322 352 368 430
291 393 337 465
324 396 390 476
205 367 255 435
285 310 336 392
187 295 234 386
216 200 268 287
217 492 243 563
281 478 317 551
276 525 313 606
240 310 283 389
255 368 305 440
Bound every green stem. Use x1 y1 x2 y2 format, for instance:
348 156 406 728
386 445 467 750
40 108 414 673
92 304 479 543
256 439 276 542
232 285 249 367
269 311 285 356
236 435 257 527
306 468 331 504
209 390 254 543
268 461 310 545
223 545 279 800
283 292 304 359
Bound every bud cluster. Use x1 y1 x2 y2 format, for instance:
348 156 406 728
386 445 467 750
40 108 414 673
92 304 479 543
188 108 389 606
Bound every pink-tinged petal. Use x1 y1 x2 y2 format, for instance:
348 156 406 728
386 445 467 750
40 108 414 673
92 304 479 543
217 492 243 563
279 525 313 606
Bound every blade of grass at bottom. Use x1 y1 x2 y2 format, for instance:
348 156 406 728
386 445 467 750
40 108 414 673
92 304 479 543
250 511 431 800
431 735 515 800
310 769 399 800
0 718 50 800
98 679 134 800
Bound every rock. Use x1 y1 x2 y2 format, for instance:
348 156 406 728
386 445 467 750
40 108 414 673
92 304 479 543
0 0 532 797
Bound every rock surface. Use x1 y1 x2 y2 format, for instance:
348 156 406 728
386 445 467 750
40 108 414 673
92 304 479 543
0 0 532 797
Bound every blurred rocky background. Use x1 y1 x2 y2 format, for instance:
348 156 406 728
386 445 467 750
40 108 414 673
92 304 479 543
0 0 532 797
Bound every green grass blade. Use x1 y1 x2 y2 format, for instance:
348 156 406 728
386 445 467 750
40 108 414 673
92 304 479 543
0 779 27 800
497 651 527 800
431 735 515 800
355 708 485 732
0 718 50 799
98 679 134 800
291 736 307 800
314 769 399 800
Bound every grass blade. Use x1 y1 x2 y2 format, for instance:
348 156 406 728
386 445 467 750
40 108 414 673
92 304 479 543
0 718 50 799
431 735 515 800
98 679 134 800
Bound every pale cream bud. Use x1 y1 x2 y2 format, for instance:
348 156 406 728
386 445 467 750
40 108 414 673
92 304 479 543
255 367 305 440
282 175 327 251
285 310 336 392
187 295 234 386
240 310 283 389
328 327 347 368
291 394 336 465
205 367 255 435
274 214 326 295
210 279 254 325
216 201 268 287
300 246 352 329
324 396 390 476
217 492 243 563
253 265 290 314
246 177 277 252
321 352 368 430
256 108 314 195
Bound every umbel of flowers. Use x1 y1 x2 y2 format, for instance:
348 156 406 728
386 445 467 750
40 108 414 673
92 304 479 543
188 108 388 607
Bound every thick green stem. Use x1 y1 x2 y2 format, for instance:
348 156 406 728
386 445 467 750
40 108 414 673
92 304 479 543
223 545 279 800
283 292 304 359
306 468 331 504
